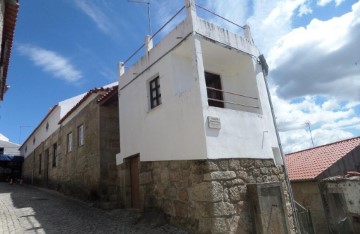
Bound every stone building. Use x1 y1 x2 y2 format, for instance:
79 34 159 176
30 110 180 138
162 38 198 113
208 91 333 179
21 84 119 208
285 136 360 233
116 0 297 233
0 0 19 101
319 175 360 233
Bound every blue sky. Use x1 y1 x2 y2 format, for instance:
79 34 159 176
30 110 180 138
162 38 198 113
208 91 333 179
1 0 359 153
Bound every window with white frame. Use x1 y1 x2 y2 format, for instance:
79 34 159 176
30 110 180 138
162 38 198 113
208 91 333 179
67 132 73 153
78 124 84 147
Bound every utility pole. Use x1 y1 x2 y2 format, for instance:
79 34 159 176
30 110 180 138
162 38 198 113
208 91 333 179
305 121 315 148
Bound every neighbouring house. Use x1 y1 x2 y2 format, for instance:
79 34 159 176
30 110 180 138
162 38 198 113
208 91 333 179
20 84 119 208
0 133 22 181
116 0 297 233
285 136 360 234
319 175 360 233
0 0 19 101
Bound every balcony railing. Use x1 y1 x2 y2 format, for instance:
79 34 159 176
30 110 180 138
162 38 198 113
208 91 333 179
206 87 259 109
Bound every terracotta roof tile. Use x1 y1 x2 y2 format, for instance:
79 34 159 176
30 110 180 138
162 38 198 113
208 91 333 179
97 85 118 104
1 1 19 100
58 87 113 124
285 137 360 181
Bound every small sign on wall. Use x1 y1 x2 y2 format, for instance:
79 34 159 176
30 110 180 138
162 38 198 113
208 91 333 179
208 116 221 129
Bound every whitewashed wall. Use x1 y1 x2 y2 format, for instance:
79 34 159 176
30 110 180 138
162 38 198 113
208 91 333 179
20 94 86 158
118 39 207 163
117 13 281 164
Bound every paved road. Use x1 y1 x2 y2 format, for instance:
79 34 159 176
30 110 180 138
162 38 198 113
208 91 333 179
0 182 189 234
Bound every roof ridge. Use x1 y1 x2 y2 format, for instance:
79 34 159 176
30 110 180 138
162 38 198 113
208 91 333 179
286 136 360 156
58 86 113 124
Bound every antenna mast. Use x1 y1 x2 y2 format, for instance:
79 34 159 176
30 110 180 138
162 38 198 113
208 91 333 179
128 0 152 35
305 121 315 148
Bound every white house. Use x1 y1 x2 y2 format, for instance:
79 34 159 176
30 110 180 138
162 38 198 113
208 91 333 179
117 2 281 165
116 0 296 233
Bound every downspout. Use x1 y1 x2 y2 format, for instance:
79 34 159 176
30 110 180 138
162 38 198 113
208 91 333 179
259 55 301 233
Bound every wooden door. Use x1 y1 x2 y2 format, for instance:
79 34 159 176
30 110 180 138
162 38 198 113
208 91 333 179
130 156 140 209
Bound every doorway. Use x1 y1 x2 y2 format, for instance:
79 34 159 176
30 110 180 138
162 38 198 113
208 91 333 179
129 155 140 209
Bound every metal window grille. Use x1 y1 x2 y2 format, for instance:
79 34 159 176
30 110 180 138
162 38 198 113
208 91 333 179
150 76 161 109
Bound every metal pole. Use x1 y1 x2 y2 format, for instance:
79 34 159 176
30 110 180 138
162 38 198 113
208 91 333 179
128 0 152 35
305 121 315 147
260 57 301 233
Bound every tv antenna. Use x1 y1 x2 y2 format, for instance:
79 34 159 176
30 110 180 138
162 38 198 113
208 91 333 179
305 121 315 148
128 0 152 35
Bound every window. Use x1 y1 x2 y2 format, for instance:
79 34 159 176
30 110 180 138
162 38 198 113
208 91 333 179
67 132 73 153
33 137 36 144
78 124 84 146
0 148 4 154
149 76 161 109
52 143 57 167
39 154 42 174
205 72 224 108
46 122 49 131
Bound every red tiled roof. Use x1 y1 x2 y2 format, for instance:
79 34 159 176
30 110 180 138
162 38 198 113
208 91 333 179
285 137 360 181
1 0 19 100
97 85 118 104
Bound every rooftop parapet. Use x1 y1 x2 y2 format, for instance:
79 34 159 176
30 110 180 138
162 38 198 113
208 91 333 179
118 0 259 84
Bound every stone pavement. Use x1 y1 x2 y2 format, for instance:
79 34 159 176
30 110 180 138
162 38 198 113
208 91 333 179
0 182 190 234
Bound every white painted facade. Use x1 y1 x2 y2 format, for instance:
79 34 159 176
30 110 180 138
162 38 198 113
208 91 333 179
117 0 281 164
0 133 20 155
19 81 118 158
19 93 86 158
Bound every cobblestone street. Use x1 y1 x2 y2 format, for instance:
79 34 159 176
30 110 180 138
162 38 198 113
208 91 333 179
0 182 189 234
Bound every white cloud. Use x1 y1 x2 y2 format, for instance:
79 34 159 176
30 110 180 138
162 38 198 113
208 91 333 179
335 0 346 6
317 0 332 6
18 44 82 83
246 0 308 55
271 87 360 153
268 1 360 101
280 127 353 153
202 0 249 33
317 0 345 7
298 4 313 16
74 0 115 34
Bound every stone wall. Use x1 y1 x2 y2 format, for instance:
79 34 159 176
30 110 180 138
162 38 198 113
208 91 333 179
319 177 360 233
118 158 296 233
98 99 120 208
291 181 328 233
22 94 120 207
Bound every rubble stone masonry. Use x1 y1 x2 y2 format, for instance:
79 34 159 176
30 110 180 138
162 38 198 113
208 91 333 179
119 158 296 233
22 94 119 208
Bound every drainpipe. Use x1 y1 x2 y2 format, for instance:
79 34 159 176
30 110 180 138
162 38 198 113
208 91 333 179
260 56 301 233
